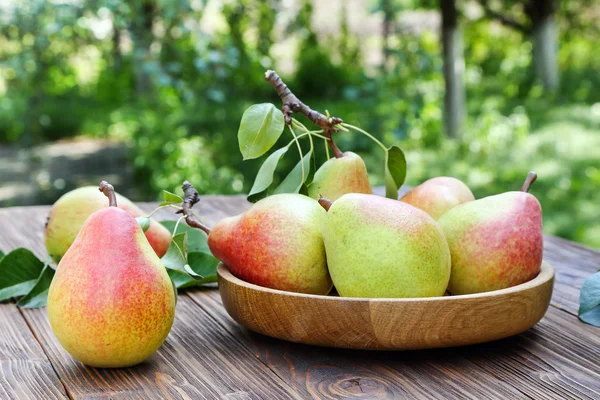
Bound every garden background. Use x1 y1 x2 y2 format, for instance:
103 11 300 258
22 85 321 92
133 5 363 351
1 0 599 249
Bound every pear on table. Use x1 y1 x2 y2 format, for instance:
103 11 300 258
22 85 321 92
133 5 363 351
45 186 172 263
47 181 176 368
208 193 332 295
308 151 371 201
319 193 451 298
438 172 543 295
400 176 474 220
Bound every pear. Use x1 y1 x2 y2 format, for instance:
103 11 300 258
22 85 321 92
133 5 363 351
307 152 372 201
320 193 451 298
437 172 543 295
208 193 332 294
47 182 176 368
45 186 171 263
400 176 475 220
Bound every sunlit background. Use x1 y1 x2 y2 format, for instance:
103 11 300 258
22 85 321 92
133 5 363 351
0 0 599 249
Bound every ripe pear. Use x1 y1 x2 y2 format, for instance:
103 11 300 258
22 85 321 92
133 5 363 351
208 194 332 294
45 186 171 263
400 176 475 220
437 172 543 295
47 182 176 368
307 152 372 201
320 193 451 298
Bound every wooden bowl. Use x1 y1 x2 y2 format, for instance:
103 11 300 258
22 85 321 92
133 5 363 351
217 262 554 350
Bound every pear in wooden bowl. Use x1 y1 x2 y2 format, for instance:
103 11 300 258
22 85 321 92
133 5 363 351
217 262 554 350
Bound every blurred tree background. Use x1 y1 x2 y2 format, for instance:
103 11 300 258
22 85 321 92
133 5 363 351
0 0 599 249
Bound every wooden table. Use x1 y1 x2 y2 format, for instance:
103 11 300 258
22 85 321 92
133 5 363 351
1 192 599 399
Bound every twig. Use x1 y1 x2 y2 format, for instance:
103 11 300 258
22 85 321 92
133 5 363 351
177 181 211 235
477 0 530 34
265 70 344 158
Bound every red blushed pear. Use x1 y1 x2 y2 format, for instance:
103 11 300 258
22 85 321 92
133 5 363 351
438 172 543 295
207 194 332 295
47 181 176 368
45 186 171 263
400 176 475 220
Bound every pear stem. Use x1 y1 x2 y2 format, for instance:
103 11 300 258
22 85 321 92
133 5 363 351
521 171 537 193
99 181 117 207
178 181 211 235
265 70 344 158
318 195 333 211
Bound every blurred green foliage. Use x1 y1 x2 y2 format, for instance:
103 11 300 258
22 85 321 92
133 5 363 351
0 1 599 249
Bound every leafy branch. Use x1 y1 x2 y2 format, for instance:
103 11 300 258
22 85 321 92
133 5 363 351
237 70 407 201
265 69 344 158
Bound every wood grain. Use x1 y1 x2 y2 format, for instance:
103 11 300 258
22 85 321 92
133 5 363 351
0 304 67 399
217 262 554 350
20 295 300 400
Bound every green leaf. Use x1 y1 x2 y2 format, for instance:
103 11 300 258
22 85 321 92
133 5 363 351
274 149 313 195
0 249 45 302
159 190 184 206
17 263 55 308
160 221 211 254
579 272 600 326
238 103 285 160
247 147 289 202
136 217 151 232
384 146 407 199
0 251 5 261
168 252 219 289
161 233 203 280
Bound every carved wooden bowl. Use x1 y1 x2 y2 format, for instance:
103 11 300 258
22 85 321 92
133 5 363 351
217 262 554 350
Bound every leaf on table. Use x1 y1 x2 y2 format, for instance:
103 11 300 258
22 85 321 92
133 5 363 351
161 232 203 282
160 221 211 254
274 149 313 195
579 272 600 327
0 249 46 302
159 190 184 206
238 103 285 160
136 216 151 232
168 252 219 289
384 145 407 199
247 146 289 202
17 263 55 308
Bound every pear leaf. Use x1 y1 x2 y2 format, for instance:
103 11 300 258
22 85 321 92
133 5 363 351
384 145 407 199
136 217 151 232
579 272 600 327
168 252 219 289
274 149 313 195
238 103 285 160
17 262 55 308
161 233 203 281
160 221 211 254
160 190 184 206
0 249 46 302
247 146 289 202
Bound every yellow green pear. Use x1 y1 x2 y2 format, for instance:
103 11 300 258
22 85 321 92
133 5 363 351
307 152 372 201
47 182 176 368
320 193 451 298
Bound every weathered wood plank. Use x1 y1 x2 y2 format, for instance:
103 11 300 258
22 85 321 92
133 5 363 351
20 295 300 400
543 235 600 315
0 304 67 400
188 288 600 400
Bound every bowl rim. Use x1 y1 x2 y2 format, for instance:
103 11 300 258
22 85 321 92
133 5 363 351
217 261 554 303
